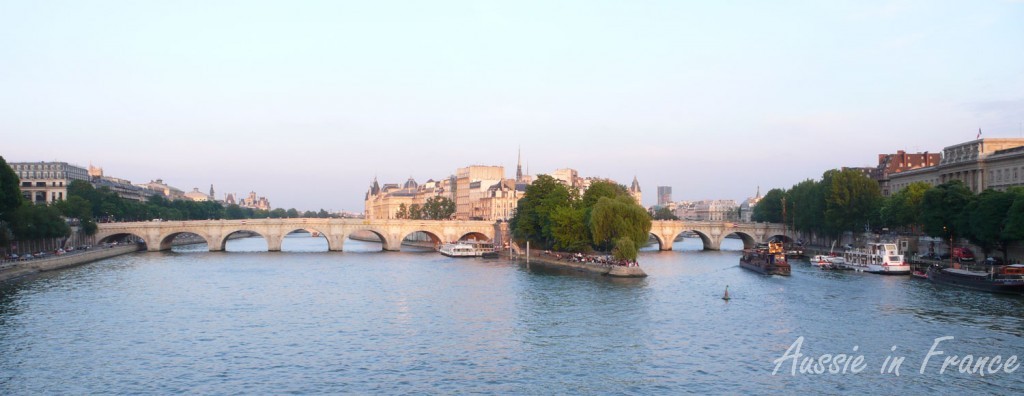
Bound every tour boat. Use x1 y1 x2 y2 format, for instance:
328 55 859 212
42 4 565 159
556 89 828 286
438 241 496 258
809 254 842 267
926 264 1024 294
740 241 791 276
840 243 911 275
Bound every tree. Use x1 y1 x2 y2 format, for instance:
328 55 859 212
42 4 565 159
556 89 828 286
614 236 638 261
786 179 824 234
0 156 21 222
269 208 287 218
408 204 422 220
286 208 299 218
9 204 70 241
968 189 1015 259
318 209 330 218
1002 188 1024 250
396 203 409 219
421 196 456 220
509 175 573 248
225 204 246 219
752 189 786 222
550 206 589 252
921 181 973 240
652 206 679 220
822 169 882 237
589 196 651 258
303 210 317 218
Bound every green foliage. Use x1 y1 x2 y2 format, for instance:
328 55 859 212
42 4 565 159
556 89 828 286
0 156 21 221
823 169 882 237
752 189 786 222
786 179 824 233
967 189 1016 258
269 208 287 218
921 181 973 239
590 196 651 255
880 182 930 230
9 204 70 240
421 196 455 220
408 204 423 220
614 236 639 261
1003 188 1024 243
550 206 589 252
396 203 409 219
651 206 679 220
225 204 246 219
286 208 299 218
509 175 573 248
303 210 317 218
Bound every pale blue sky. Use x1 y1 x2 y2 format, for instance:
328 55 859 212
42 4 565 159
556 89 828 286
2 0 1022 211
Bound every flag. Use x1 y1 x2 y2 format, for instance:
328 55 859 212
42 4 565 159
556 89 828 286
977 128 982 139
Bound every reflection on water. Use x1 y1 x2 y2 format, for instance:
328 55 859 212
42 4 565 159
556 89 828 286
1 236 1022 393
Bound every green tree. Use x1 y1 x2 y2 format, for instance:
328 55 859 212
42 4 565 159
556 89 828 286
968 189 1015 259
822 169 882 237
0 156 21 221
421 196 456 220
9 204 70 241
269 208 287 218
786 179 824 234
752 189 786 222
317 209 330 218
614 236 638 261
921 181 973 240
225 204 246 219
589 196 651 259
396 203 409 219
286 208 299 218
651 206 679 220
509 175 573 248
302 210 317 218
1002 188 1024 250
550 206 589 252
409 203 422 220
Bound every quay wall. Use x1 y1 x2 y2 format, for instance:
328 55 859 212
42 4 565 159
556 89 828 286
515 254 647 278
0 244 143 282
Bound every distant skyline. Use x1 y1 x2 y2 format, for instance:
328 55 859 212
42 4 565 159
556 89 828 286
3 1 1023 211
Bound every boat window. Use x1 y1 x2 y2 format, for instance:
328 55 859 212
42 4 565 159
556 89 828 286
889 256 900 262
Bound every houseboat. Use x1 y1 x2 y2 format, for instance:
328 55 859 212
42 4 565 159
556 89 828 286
740 241 791 276
926 264 1024 294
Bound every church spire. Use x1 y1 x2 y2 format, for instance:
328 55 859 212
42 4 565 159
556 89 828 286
516 147 523 182
209 184 215 200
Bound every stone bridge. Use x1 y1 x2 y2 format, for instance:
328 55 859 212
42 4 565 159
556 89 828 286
95 219 787 253
649 220 790 250
96 219 498 252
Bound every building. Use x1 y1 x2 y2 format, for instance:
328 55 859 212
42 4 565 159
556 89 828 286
868 150 942 196
549 168 581 189
888 138 1024 194
9 161 91 204
364 176 456 220
455 166 505 220
238 191 271 211
694 199 739 221
138 179 186 200
184 188 212 202
657 186 672 207
86 164 154 202
739 187 762 222
629 176 642 205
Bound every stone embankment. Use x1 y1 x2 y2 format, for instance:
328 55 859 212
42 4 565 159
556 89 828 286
1 244 143 282
514 253 647 278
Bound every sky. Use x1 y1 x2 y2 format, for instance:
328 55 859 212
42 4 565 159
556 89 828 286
2 0 1023 212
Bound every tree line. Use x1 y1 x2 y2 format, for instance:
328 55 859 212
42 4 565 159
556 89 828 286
0 156 341 249
752 168 1024 260
393 197 456 220
509 175 651 261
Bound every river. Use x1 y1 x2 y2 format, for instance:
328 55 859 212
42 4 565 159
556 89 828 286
1 235 1022 394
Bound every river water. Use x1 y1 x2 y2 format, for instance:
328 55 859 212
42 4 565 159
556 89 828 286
1 235 1022 394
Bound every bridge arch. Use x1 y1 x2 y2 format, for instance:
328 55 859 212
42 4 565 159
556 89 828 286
217 229 270 252
767 234 795 244
719 231 757 250
456 231 490 242
280 227 333 252
97 232 146 246
157 231 211 251
398 230 444 251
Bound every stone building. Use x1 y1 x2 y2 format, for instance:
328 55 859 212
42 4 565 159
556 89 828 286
138 179 186 200
629 176 642 205
9 161 91 204
888 138 1024 194
455 166 504 220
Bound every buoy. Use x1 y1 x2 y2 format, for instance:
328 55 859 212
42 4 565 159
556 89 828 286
722 285 731 301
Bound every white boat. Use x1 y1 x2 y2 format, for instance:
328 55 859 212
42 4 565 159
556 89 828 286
810 255 841 267
841 243 911 275
438 241 496 258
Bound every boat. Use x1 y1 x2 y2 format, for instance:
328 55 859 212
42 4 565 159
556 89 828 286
438 241 496 258
840 243 911 275
809 254 843 267
926 264 1024 294
739 241 791 276
911 269 928 280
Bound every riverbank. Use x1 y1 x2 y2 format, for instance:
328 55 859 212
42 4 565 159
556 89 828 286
0 244 143 282
513 253 647 278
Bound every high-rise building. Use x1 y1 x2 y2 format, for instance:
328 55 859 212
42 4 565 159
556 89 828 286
657 186 672 206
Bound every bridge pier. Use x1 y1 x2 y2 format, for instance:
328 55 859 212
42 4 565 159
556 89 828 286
267 234 283 252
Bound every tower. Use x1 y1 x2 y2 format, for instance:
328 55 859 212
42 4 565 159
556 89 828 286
516 147 523 182
209 184 215 200
629 176 642 205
